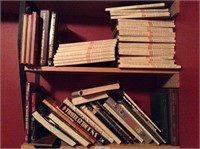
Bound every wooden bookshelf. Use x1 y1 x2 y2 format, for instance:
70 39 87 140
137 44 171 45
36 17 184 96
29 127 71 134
15 0 199 149
25 66 180 75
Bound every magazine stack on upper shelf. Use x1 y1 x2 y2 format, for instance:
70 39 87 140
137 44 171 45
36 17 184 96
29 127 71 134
106 2 181 69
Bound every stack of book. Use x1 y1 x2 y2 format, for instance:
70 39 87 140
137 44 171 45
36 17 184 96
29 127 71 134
53 39 117 66
105 2 181 69
32 82 169 147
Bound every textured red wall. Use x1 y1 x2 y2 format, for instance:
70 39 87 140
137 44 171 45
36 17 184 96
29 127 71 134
1 19 25 148
175 1 199 148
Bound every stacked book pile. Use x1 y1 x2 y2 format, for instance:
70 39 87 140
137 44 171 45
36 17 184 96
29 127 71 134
53 39 117 66
31 82 169 147
106 2 181 69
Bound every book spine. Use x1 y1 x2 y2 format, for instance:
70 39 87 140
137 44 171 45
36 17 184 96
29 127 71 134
40 10 50 66
168 89 179 146
30 12 39 65
20 13 28 64
25 14 32 64
25 82 31 143
48 11 58 66
59 103 109 145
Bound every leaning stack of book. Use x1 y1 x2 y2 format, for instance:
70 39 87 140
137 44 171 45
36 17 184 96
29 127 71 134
31 82 174 147
53 39 117 66
105 2 181 69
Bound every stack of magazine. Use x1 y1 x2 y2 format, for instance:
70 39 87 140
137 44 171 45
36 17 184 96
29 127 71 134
106 2 181 69
53 39 117 66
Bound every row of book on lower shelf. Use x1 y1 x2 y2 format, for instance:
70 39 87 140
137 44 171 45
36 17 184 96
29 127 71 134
25 82 179 148
20 1 181 70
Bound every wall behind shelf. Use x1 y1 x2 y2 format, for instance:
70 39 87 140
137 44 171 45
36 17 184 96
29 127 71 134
175 1 199 148
1 1 199 148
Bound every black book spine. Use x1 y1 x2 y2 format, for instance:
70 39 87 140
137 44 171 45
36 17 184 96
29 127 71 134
59 103 109 145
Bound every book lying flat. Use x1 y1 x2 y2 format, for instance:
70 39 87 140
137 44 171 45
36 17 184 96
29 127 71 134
72 82 120 97
105 2 165 11
117 19 175 28
72 91 109 106
111 12 170 19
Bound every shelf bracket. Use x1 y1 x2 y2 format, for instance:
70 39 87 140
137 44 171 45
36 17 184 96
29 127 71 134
157 73 180 88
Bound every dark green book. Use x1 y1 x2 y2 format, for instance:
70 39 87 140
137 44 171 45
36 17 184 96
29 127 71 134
150 92 170 144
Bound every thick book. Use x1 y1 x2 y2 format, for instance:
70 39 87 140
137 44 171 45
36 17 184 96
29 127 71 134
25 13 32 64
159 88 179 145
42 97 96 144
48 112 91 147
72 82 120 98
32 106 77 147
72 91 109 106
150 92 170 144
48 11 59 66
104 97 153 143
62 99 111 144
30 12 39 65
80 104 120 144
40 10 51 66
20 13 28 64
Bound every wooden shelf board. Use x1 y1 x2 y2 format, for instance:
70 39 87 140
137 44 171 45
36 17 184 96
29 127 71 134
25 66 180 75
21 142 179 149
